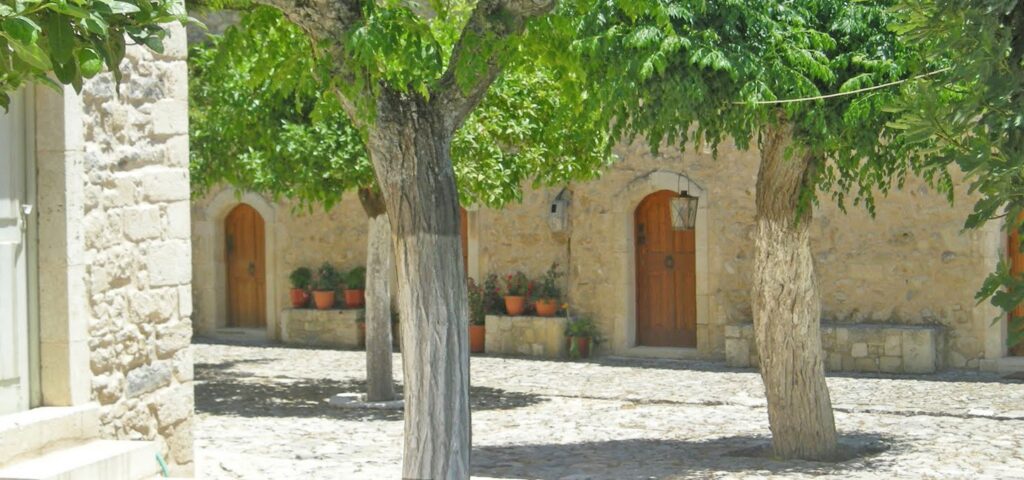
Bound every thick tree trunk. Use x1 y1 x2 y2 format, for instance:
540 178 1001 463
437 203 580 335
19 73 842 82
359 188 396 402
368 91 470 480
752 122 839 460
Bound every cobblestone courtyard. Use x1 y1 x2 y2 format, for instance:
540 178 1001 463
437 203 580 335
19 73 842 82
194 341 1024 479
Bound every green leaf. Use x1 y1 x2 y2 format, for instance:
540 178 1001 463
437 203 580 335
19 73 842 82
76 47 103 78
43 13 75 64
2 16 41 45
1 32 52 70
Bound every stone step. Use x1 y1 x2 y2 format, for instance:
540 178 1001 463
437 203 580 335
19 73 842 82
0 439 159 480
0 404 101 466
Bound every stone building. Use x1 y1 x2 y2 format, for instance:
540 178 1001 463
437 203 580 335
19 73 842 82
191 139 1022 375
0 19 193 480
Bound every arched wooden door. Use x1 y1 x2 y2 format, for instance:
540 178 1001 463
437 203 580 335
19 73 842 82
226 204 266 328
635 190 696 347
1009 224 1024 356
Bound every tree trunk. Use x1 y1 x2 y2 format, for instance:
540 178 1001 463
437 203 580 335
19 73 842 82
367 91 470 479
359 188 396 402
752 122 838 460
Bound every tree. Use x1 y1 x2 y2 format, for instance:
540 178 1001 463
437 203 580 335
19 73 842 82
188 5 610 475
891 0 1024 348
572 0 938 460
0 0 186 107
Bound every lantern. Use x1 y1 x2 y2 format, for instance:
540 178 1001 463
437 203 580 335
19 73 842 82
670 191 699 230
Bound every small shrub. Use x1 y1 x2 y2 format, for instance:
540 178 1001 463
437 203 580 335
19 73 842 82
468 278 486 326
346 266 367 290
314 262 341 291
504 271 530 297
289 267 312 289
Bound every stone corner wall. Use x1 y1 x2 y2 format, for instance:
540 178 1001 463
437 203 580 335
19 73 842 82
81 21 194 474
725 322 945 374
484 315 570 359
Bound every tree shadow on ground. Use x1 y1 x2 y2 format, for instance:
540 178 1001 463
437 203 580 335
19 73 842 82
195 364 545 422
471 433 894 479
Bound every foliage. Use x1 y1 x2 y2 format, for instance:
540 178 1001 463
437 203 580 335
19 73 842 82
345 266 367 290
288 266 312 290
482 273 503 314
467 278 486 326
889 0 1024 346
502 271 530 297
188 6 613 211
533 262 563 300
0 0 188 109
313 262 341 291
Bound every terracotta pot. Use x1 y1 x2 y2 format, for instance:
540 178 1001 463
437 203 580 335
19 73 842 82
469 325 486 353
534 299 558 317
344 289 366 308
312 290 335 310
358 322 366 348
289 288 309 308
567 336 592 359
504 295 526 316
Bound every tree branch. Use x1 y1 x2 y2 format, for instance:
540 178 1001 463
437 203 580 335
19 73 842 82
431 0 556 133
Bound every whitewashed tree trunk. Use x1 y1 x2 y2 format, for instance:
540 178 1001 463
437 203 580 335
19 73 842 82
752 122 839 460
368 92 470 479
359 189 395 402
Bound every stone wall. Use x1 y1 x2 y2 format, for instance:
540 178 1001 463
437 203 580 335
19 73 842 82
80 22 193 474
725 323 945 374
484 315 569 359
281 309 363 349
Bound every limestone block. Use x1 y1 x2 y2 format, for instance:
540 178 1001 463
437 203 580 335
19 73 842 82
884 334 902 356
156 320 191 359
851 342 868 358
724 337 750 368
165 201 191 239
902 328 938 374
125 361 173 398
826 352 842 371
138 168 190 203
102 175 138 209
879 356 902 373
123 205 162 240
152 99 188 135
146 241 192 286
154 384 193 427
173 348 193 382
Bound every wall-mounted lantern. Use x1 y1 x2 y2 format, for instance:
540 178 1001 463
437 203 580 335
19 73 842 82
670 191 699 231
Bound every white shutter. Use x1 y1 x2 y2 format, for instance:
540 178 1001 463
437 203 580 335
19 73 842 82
0 90 29 414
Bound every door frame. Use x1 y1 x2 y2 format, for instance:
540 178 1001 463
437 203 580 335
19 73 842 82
199 189 278 339
619 170 709 354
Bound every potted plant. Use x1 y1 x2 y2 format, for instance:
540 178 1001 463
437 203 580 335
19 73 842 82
468 278 486 353
344 266 366 308
533 263 563 317
503 271 530 316
288 267 312 308
312 262 340 310
565 316 600 359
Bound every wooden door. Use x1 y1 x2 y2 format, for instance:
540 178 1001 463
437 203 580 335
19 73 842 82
635 190 696 347
0 90 30 413
1009 222 1024 356
226 204 266 328
460 207 468 277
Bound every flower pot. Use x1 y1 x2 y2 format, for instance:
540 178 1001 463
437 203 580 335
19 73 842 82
312 290 336 310
567 336 591 359
357 322 366 349
289 288 309 308
344 289 365 308
469 325 486 353
534 299 558 317
504 295 526 316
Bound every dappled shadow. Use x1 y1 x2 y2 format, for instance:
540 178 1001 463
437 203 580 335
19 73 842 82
195 364 545 422
472 433 894 479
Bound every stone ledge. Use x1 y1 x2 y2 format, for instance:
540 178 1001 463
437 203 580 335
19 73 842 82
725 323 945 374
0 403 100 466
280 308 364 349
485 315 570 359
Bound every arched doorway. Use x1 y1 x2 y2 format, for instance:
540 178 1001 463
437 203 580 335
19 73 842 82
1009 226 1024 356
225 204 266 328
634 190 697 348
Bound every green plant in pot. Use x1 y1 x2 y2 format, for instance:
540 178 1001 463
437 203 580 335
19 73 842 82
468 278 487 353
533 263 563 317
312 262 340 310
503 271 530 316
344 266 367 308
288 267 312 308
565 316 600 359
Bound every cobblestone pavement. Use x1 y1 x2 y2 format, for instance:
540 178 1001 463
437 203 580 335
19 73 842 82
194 341 1024 479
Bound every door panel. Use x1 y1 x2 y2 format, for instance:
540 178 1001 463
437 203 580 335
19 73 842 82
635 190 697 348
0 90 30 414
226 204 266 328
1009 221 1024 356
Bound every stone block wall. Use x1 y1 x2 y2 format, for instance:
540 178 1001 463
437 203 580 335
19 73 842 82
79 22 193 474
281 309 363 349
484 315 569 359
725 323 945 374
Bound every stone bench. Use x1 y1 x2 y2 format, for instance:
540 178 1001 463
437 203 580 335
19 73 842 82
484 315 570 359
280 308 364 349
725 322 945 374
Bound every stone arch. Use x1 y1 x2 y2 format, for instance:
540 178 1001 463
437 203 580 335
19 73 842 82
195 188 279 339
612 170 710 355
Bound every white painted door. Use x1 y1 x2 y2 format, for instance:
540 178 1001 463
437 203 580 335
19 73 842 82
0 90 30 414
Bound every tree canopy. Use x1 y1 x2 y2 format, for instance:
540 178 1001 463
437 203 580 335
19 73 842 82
189 5 612 211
